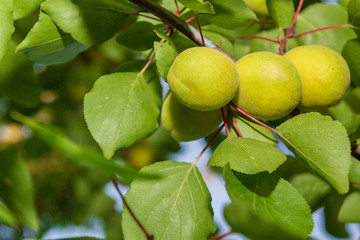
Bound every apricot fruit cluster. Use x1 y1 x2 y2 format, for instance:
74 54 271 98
161 46 350 141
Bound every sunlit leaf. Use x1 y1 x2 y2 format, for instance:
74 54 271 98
338 191 360 222
267 0 294 28
0 0 14 62
13 0 44 20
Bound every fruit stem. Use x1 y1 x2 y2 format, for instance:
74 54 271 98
221 107 230 136
186 15 197 23
230 102 285 139
140 55 155 75
193 124 224 165
174 0 180 15
232 117 243 137
111 177 154 240
234 35 279 44
131 11 164 23
208 231 234 240
289 24 353 39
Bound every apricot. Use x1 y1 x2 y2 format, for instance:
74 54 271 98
284 45 350 110
167 47 239 111
161 93 222 141
232 51 302 120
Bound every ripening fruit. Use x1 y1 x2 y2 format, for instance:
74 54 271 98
243 0 269 15
167 47 239 111
232 52 302 120
161 92 222 141
284 45 350 110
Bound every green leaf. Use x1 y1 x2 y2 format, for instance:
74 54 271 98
178 0 214 14
295 3 356 52
11 111 147 181
0 0 14 62
154 41 177 81
342 39 360 86
338 191 360 222
290 173 331 211
223 166 313 239
208 137 286 174
343 114 360 142
205 0 257 29
17 12 89 65
203 31 234 56
348 0 360 37
84 72 160 159
275 156 310 180
324 192 348 238
0 203 17 227
41 0 128 45
154 29 176 46
267 0 294 28
122 161 216 240
0 149 38 230
232 114 277 145
277 112 352 194
117 22 159 51
349 158 360 190
13 0 44 20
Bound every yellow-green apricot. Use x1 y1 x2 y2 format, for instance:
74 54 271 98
232 51 302 120
243 0 269 15
284 45 350 110
167 47 239 111
161 92 222 141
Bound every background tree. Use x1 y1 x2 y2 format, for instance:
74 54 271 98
0 0 360 239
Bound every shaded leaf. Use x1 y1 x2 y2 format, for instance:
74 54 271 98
349 158 360 190
295 3 356 52
342 39 360 86
275 156 310 180
13 0 44 20
11 111 149 181
224 166 313 239
348 0 360 37
277 112 352 194
338 191 360 222
41 0 128 45
205 0 257 29
208 137 286 174
203 31 234 56
178 0 214 14
154 41 177 81
0 0 14 62
324 192 348 238
290 173 331 211
84 72 160 159
17 12 89 65
0 149 38 230
117 21 159 51
267 0 294 28
343 114 360 142
122 161 216 240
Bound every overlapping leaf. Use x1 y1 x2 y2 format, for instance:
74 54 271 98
154 42 178 80
0 0 14 62
267 0 294 28
178 0 214 14
122 161 216 240
295 3 356 52
324 192 348 238
338 191 360 222
0 203 16 227
13 0 44 20
208 137 286 174
223 166 313 239
41 0 129 45
348 0 360 37
84 72 160 159
277 112 352 194
17 12 89 65
342 39 360 86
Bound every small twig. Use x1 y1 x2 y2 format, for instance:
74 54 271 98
174 0 180 15
234 35 279 44
186 15 197 23
221 107 230 136
131 12 164 23
350 181 360 186
140 55 155 75
284 0 304 42
193 124 225 165
195 14 205 46
111 177 154 240
208 231 234 240
232 117 243 137
289 24 353 39
179 7 186 14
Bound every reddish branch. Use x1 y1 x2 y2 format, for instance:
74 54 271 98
221 107 230 136
208 231 234 240
111 178 154 240
235 35 279 44
289 24 353 39
232 117 243 137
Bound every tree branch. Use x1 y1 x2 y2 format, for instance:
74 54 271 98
128 0 236 61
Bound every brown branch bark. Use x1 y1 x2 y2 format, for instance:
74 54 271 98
128 0 236 61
